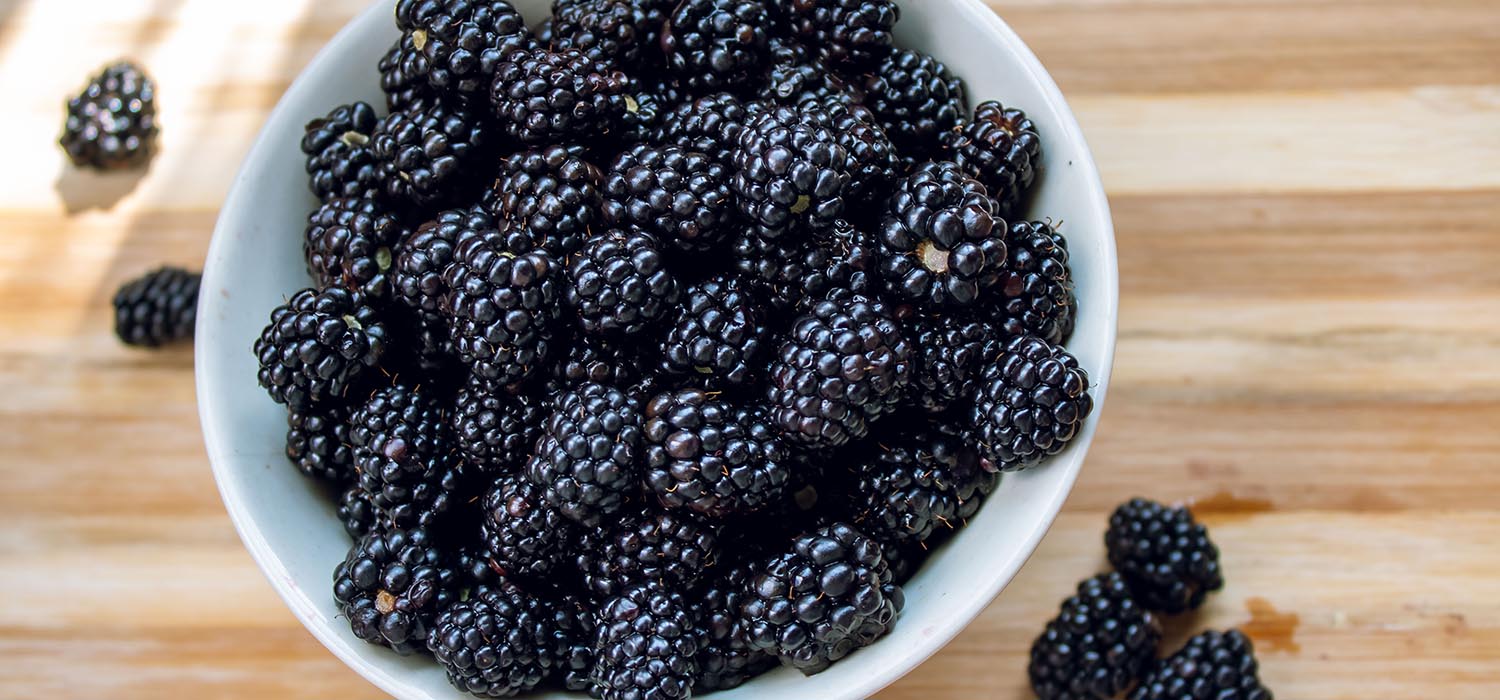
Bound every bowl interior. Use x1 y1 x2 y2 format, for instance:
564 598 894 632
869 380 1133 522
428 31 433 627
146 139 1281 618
196 1 1117 697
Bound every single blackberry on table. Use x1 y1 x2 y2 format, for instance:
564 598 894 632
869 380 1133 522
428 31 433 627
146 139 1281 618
878 160 1006 307
428 580 563 697
993 219 1077 345
444 229 563 388
643 389 792 517
740 522 904 674
578 507 720 599
1130 630 1273 700
653 92 752 165
549 335 645 388
379 41 438 113
61 61 158 170
731 219 880 312
481 472 580 581
1030 573 1160 700
550 0 665 70
333 527 457 654
860 48 966 159
489 145 604 259
659 275 768 387
301 102 381 202
285 403 355 483
337 484 386 539
1106 498 1224 614
661 0 772 91
905 311 996 414
524 381 644 528
692 561 777 691
565 228 679 337
766 293 912 447
592 580 700 700
112 266 200 347
253 287 387 409
351 383 465 529
303 196 406 302
602 144 736 254
941 100 1041 218
841 421 997 547
969 334 1094 471
490 47 630 144
452 373 548 473
731 105 856 239
394 0 534 98
373 101 491 208
787 0 899 70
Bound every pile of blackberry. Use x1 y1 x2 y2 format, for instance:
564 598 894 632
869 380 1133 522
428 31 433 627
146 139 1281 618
252 2 1094 697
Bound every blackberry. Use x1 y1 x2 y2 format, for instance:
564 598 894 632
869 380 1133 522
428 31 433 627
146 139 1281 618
904 312 996 414
969 334 1094 471
731 219 880 311
731 105 855 239
481 473 580 581
860 48 966 159
879 541 926 585
692 561 776 691
350 384 464 529
453 373 548 473
337 484 386 539
1106 498 1224 614
842 421 997 547
427 581 562 697
643 389 791 517
578 508 720 599
490 48 630 144
303 196 405 302
994 219 1077 345
661 0 772 90
565 228 679 337
1030 573 1160 700
444 230 562 387
379 41 438 113
740 522 903 674
373 101 491 208
333 527 457 654
550 335 645 388
804 101 899 207
285 403 355 483
653 92 751 165
524 381 644 527
60 61 158 170
253 287 387 409
112 266 199 347
763 40 864 109
615 82 670 146
550 0 665 70
659 275 768 387
788 0 898 70
301 102 381 202
878 160 1006 307
602 144 736 254
552 593 598 692
393 206 494 317
592 581 700 700
1130 630 1273 700
766 294 912 447
489 145 604 259
394 0 534 98
941 101 1041 218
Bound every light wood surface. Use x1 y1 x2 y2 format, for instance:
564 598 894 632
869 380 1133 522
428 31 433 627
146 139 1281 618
3 0 1498 697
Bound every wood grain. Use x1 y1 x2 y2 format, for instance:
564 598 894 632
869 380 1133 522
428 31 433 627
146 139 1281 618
2 0 1498 698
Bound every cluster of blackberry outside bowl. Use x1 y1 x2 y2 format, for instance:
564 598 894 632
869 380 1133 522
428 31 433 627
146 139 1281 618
197 1 1118 698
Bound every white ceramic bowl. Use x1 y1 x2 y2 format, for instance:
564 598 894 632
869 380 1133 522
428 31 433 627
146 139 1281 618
198 1 1117 697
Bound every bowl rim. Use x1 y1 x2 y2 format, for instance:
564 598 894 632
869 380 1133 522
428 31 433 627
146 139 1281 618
196 0 1118 697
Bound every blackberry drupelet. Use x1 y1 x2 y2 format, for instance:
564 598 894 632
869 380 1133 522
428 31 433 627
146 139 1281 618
643 389 792 517
253 287 387 409
489 145 603 259
969 334 1094 471
333 527 457 654
443 229 562 387
337 484 386 539
653 92 751 165
524 381 644 528
549 336 645 388
490 48 630 144
286 403 355 483
303 196 406 302
842 421 997 547
602 144 736 254
61 61 158 170
731 219 880 312
578 508 720 599
301 102 381 202
393 206 494 318
350 383 464 529
659 275 768 387
905 311 997 414
661 0 772 91
860 48 966 159
740 522 904 674
592 580 700 700
1030 573 1160 700
452 372 548 473
693 561 777 691
877 160 1006 307
393 0 534 98
732 105 855 239
112 266 199 347
427 581 562 697
565 228 679 337
550 0 664 70
994 219 1077 345
766 293 912 447
379 41 438 113
787 0 899 70
1130 630 1273 700
1106 498 1224 614
481 472 580 581
941 100 1041 218
373 101 491 208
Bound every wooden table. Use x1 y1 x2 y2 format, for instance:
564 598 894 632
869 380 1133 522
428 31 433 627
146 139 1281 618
3 0 1498 697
